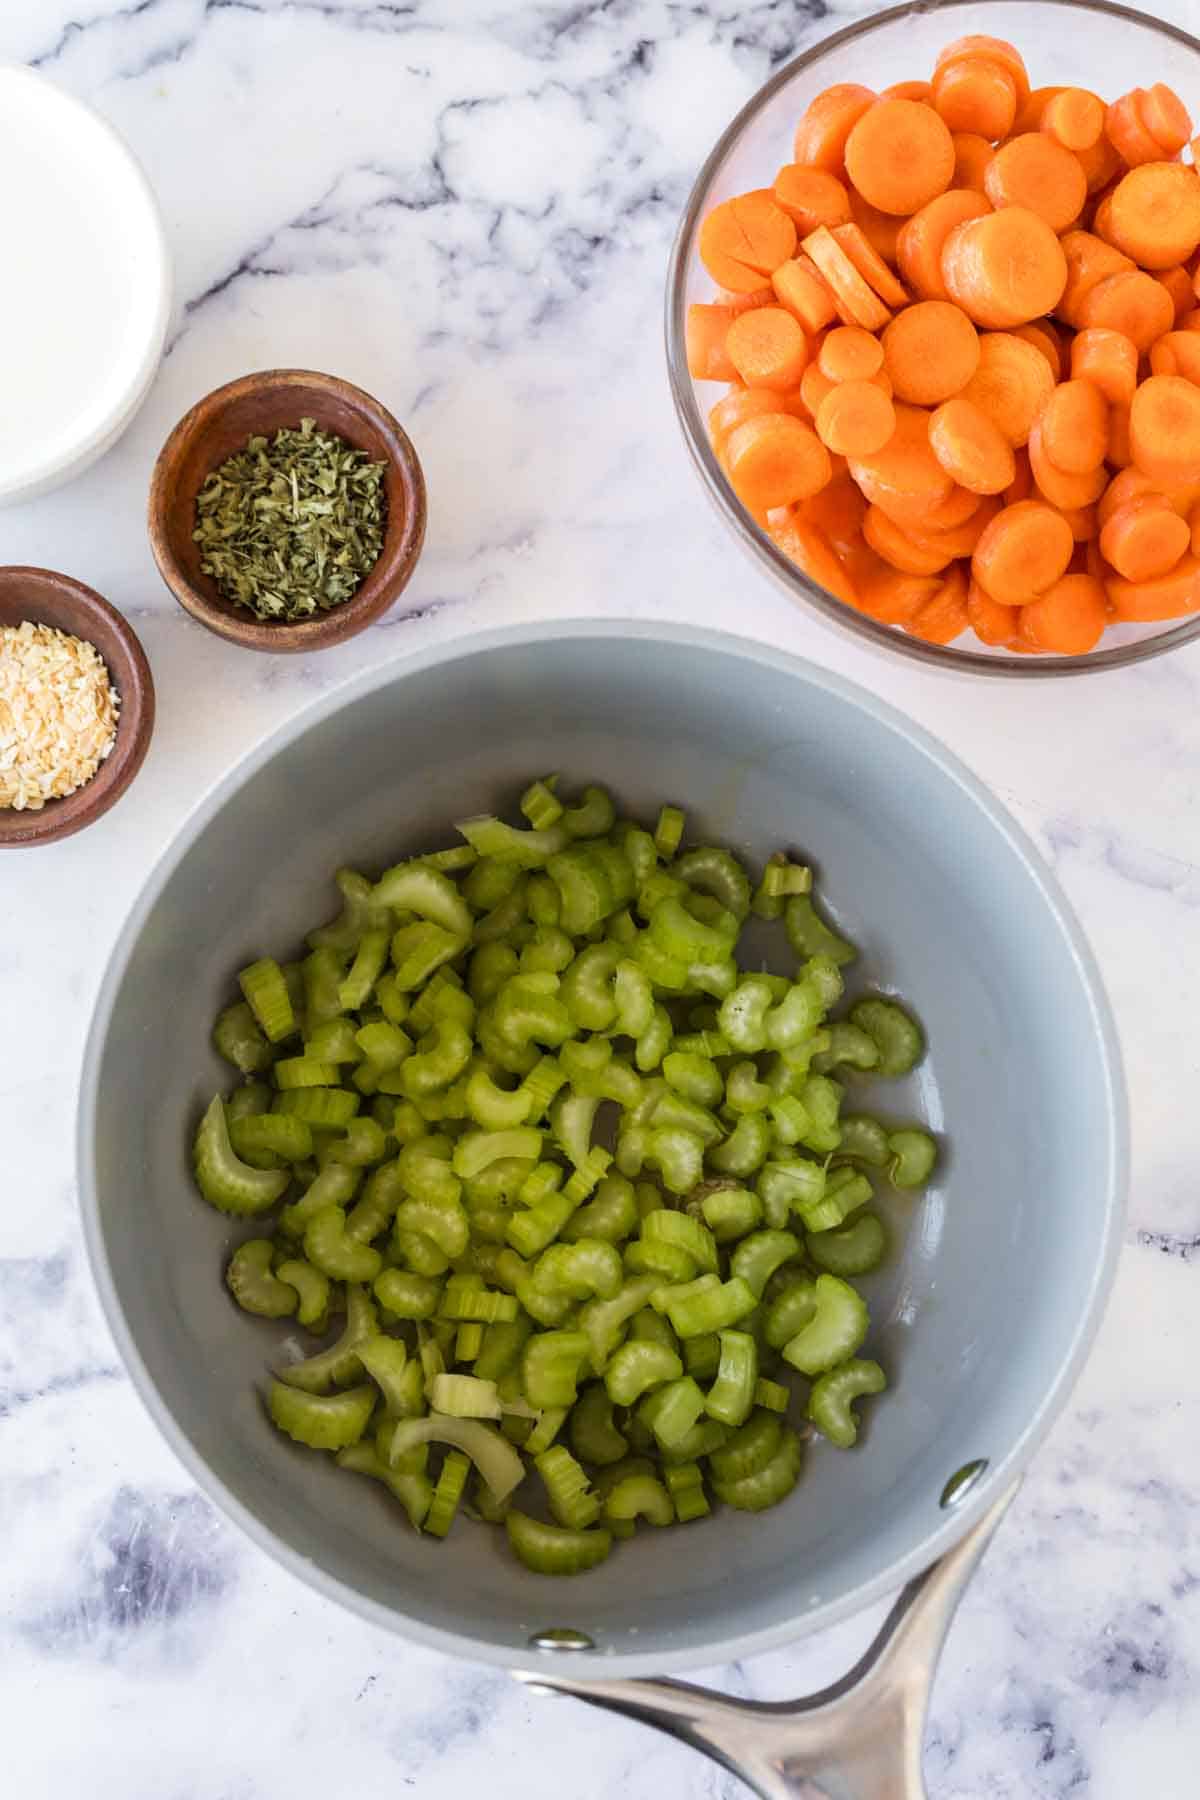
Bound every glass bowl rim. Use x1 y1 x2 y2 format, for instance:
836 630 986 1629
664 0 1200 678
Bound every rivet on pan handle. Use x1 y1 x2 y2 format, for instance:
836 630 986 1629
514 1479 1020 1800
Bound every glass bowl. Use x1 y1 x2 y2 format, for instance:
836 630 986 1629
666 0 1200 676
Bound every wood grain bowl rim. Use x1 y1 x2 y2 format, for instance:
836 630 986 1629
146 368 428 654
0 565 155 847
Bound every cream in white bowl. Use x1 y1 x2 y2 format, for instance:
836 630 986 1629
0 65 171 505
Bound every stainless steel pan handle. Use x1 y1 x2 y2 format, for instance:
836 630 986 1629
515 1479 1019 1800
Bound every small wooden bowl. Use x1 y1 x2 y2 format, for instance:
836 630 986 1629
147 369 428 652
0 566 155 848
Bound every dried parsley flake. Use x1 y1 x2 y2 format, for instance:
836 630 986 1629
193 417 387 622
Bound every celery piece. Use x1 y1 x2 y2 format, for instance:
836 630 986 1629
713 1425 803 1511
807 1358 887 1448
226 1240 297 1318
239 957 296 1044
506 1510 611 1575
429 1374 502 1419
194 1098 289 1216
214 1001 272 1075
425 1449 471 1538
266 1379 375 1452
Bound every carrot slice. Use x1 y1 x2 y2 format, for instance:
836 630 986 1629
800 470 868 551
972 498 1074 604
1039 379 1109 474
922 483 985 531
966 578 1020 644
772 165 852 234
719 285 776 315
1019 573 1108 651
1014 85 1063 133
856 562 941 624
1070 327 1137 406
1079 270 1175 351
700 192 797 293
710 387 804 451
1107 553 1200 619
1056 230 1135 327
771 256 838 334
1028 422 1108 509
831 223 910 307
1097 465 1162 527
800 361 836 418
934 36 1030 104
882 300 980 405
1103 164 1200 270
1011 320 1063 377
1139 84 1192 155
932 56 1018 141
848 403 954 516
942 207 1068 329
883 80 934 103
951 132 995 193
929 396 1016 494
1005 448 1034 504
1075 132 1123 196
907 494 1002 558
815 381 896 457
864 504 954 574
819 326 884 383
793 85 878 170
1150 331 1200 383
802 227 892 330
1059 503 1098 542
686 304 738 382
768 511 860 606
1106 92 1165 168
1099 495 1190 581
960 331 1055 447
1157 265 1195 324
725 413 833 511
897 191 992 302
983 134 1087 233
726 307 811 391
1042 88 1105 152
905 561 971 643
844 99 955 216
1107 402 1133 469
1130 374 1200 483
847 189 904 265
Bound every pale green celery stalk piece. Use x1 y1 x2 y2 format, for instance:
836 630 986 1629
226 1240 297 1318
506 1510 612 1575
781 1274 869 1376
603 1473 674 1527
807 1359 887 1448
213 1001 272 1074
276 1283 378 1394
275 1258 332 1330
386 1413 525 1501
239 957 296 1044
267 1379 375 1451
194 1097 289 1216
304 1206 383 1283
712 1425 803 1511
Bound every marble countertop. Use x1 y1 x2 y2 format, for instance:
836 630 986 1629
4 2 1200 1795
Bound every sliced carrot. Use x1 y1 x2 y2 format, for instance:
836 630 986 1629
772 165 852 234
800 470 868 550
686 303 738 382
726 306 811 391
1075 132 1123 196
1069 327 1137 405
1079 270 1175 350
848 189 904 264
882 80 934 103
882 300 980 404
1039 378 1108 474
983 133 1087 232
960 331 1055 446
1042 88 1105 152
725 413 833 511
771 256 838 334
896 190 991 302
831 223 910 307
800 361 836 418
855 562 941 625
768 511 860 606
1028 421 1108 508
1157 265 1195 323
818 326 884 383
934 36 1031 106
719 284 776 315
1056 230 1134 326
922 483 985 530
1106 554 1200 619
847 403 954 517
793 84 878 171
1097 465 1162 527
1019 573 1107 651
1012 320 1063 377
972 498 1074 603
951 132 995 193
941 206 1068 328
844 99 955 216
1106 92 1165 168
709 386 804 451
932 56 1018 140
929 396 1016 493
1099 494 1190 581
1139 84 1192 155
1059 502 1098 542
1107 402 1133 468
864 504 954 574
1130 373 1200 482
1103 164 1200 270
815 381 896 457
905 561 971 643
1014 85 1063 133
1005 448 1034 504
907 494 1002 558
700 192 797 292
966 578 1020 644
802 227 892 330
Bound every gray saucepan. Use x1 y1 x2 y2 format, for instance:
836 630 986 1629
79 622 1126 1797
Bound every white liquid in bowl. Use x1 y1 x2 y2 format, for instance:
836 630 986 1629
0 65 171 503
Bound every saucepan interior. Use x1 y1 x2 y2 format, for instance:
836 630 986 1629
79 623 1125 1677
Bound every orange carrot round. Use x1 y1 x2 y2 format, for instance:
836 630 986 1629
972 498 1074 603
1102 163 1200 270
772 165 852 234
864 504 954 574
725 412 833 511
1099 494 1190 581
935 35 1031 104
982 133 1087 233
1069 327 1137 406
1157 265 1194 323
772 256 838 334
800 360 836 418
856 562 941 624
1042 88 1105 152
959 330 1055 446
1075 132 1123 196
1078 269 1175 350
897 190 992 301
819 326 884 383
905 561 971 643
848 189 904 264
966 578 1020 644
929 396 1016 494
1039 378 1109 474
1107 554 1200 620
932 57 1018 140
832 224 910 307
710 386 805 451
882 80 934 103
1005 448 1034 504
718 285 776 315
1139 84 1192 155
922 483 985 531
1028 421 1108 509
844 99 956 216
951 133 995 192
848 403 954 516
726 306 811 391
882 300 980 404
802 226 893 330
1019 573 1108 651
700 192 797 292
1130 374 1200 483
801 470 868 551
1097 465 1162 527
907 495 1001 558
1057 230 1134 326
941 206 1068 327
686 304 738 382
793 85 878 171
815 381 896 457
1106 91 1165 168
1107 402 1133 468
1150 331 1200 384
1011 320 1063 377
768 512 859 606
